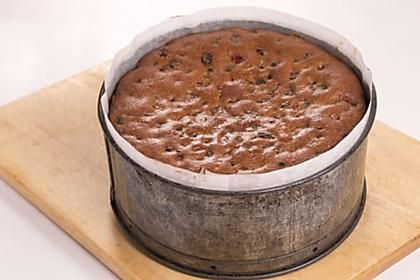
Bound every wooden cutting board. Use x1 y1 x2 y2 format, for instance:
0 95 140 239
0 63 419 280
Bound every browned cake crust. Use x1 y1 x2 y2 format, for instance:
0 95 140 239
109 28 366 174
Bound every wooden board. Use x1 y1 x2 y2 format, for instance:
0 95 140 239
0 63 419 280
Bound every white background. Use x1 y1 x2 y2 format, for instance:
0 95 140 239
0 0 419 279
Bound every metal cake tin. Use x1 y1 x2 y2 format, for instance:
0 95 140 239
97 7 377 279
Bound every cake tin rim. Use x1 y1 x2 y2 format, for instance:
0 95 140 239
98 82 377 195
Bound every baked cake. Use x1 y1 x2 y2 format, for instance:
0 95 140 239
109 28 366 174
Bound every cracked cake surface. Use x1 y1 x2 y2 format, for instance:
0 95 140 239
109 28 366 174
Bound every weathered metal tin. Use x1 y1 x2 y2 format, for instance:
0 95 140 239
97 14 377 279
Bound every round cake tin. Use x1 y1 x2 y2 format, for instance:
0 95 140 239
97 7 377 279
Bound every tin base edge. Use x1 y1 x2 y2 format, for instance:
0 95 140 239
110 181 367 279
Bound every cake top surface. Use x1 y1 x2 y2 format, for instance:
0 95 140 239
109 27 366 174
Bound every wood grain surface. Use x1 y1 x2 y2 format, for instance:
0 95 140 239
0 63 419 280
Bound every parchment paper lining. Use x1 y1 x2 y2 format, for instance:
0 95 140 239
100 7 373 191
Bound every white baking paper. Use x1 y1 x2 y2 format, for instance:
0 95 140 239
100 7 373 191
